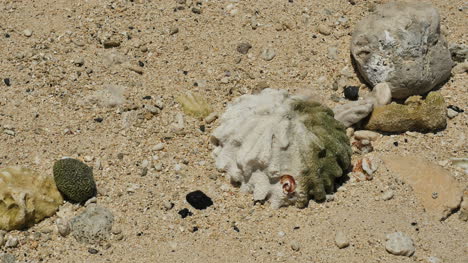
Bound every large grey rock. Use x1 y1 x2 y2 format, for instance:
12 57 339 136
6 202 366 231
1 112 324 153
351 1 453 99
70 205 114 244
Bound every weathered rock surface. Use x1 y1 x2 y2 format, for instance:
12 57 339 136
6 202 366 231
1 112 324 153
385 232 415 257
382 155 463 220
351 1 453 99
0 167 63 231
364 92 446 132
70 205 114 244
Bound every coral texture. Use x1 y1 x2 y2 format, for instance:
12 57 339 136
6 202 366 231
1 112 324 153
211 89 351 208
53 158 97 203
351 1 453 99
0 167 63 231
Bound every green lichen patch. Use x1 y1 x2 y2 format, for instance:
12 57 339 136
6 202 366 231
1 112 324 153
292 100 352 206
53 158 97 203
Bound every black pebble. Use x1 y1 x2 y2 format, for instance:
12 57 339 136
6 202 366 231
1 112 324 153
4 78 11 86
183 70 188 75
186 190 213 210
448 105 464 113
233 226 240 232
178 208 193 218
191 8 201 14
143 95 152 100
94 117 103 123
5 33 10 38
393 141 399 147
138 61 144 67
344 86 359 101
199 125 205 132
192 227 198 232
88 248 99 254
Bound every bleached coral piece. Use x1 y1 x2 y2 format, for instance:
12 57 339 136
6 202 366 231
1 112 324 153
211 89 351 208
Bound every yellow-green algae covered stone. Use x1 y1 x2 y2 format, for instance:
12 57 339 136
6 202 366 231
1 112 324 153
0 167 63 231
364 92 447 133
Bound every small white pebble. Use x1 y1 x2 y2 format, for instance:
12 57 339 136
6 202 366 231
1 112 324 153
153 143 165 151
335 231 349 249
23 29 33 37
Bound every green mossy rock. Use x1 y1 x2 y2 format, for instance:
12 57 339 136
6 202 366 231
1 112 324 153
292 100 352 205
53 158 97 203
364 92 446 133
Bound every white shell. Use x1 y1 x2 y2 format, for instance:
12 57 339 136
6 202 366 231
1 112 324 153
211 89 323 208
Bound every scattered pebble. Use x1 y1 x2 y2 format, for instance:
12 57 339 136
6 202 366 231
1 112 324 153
4 236 18 248
447 108 458 119
56 218 71 237
318 24 332 35
169 26 179 35
381 190 394 201
186 190 213 210
153 143 165 151
178 208 193 218
3 78 11 86
237 42 252 55
261 48 276 61
385 232 415 257
344 86 359 100
23 29 32 37
290 241 301 251
353 130 380 141
335 231 349 249
327 47 338 60
204 112 218 124
88 248 99 254
163 201 174 210
74 57 85 67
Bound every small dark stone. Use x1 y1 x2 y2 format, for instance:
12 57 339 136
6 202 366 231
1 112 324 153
183 70 188 75
117 153 124 160
393 141 399 147
88 248 99 254
5 33 10 38
288 0 294 2
138 61 144 67
178 208 193 218
192 227 198 232
293 226 300 230
344 86 359 101
404 139 408 143
233 226 240 232
192 8 201 14
411 222 417 226
94 117 103 123
143 95 152 100
448 105 464 113
199 125 205 132
236 43 252 55
141 167 148 176
348 0 356 5
4 78 11 86
186 190 213 210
